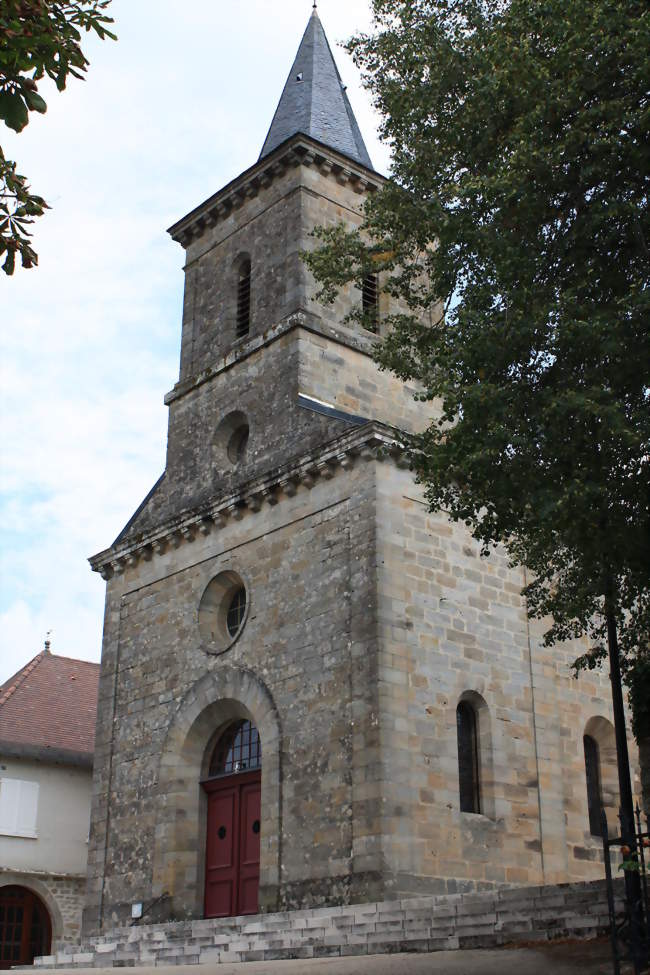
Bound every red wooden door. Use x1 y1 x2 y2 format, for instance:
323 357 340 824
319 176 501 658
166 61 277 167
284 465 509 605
0 887 51 969
203 770 261 918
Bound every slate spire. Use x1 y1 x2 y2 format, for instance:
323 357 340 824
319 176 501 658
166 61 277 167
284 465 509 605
259 8 373 170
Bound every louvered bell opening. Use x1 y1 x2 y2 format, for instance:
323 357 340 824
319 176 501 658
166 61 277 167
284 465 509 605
362 273 378 332
237 261 251 338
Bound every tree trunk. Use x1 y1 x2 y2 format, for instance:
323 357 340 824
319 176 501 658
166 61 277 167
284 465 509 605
639 736 650 815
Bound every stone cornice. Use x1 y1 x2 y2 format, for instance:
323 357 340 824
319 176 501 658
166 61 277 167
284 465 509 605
164 312 376 407
89 422 410 580
167 134 386 248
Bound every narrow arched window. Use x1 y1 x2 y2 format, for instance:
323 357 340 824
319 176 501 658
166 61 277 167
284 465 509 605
584 734 603 836
457 702 480 814
209 720 262 778
362 272 378 332
236 258 251 338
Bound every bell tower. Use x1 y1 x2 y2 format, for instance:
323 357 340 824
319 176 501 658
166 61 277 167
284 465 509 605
94 7 425 550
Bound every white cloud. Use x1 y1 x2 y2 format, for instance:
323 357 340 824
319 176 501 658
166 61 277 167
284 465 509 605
0 0 389 684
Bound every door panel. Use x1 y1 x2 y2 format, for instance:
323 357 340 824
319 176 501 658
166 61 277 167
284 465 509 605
204 787 238 918
238 876 260 917
206 791 236 869
203 771 261 919
238 781 261 915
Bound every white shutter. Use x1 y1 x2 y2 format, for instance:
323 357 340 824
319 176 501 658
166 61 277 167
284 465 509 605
0 778 39 838
0 778 20 834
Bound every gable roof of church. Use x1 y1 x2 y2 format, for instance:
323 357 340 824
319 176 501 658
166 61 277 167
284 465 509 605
259 7 373 170
0 651 99 766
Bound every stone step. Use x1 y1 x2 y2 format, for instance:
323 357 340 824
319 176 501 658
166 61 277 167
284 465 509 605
30 879 622 969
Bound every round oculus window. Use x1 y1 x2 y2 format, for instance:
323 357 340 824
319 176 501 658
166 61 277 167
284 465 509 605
198 571 249 654
216 411 250 468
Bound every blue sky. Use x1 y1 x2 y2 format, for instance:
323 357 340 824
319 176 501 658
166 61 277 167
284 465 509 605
0 0 390 684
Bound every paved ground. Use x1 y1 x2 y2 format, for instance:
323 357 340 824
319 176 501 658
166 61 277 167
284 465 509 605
42 938 640 975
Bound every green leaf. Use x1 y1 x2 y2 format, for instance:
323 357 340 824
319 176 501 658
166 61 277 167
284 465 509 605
0 91 29 132
56 62 68 92
24 90 47 114
2 247 16 276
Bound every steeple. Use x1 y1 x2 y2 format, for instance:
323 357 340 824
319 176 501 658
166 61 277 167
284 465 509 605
259 8 373 170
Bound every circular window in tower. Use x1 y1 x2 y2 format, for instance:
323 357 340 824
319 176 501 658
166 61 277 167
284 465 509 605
216 411 250 468
227 424 249 465
198 571 250 654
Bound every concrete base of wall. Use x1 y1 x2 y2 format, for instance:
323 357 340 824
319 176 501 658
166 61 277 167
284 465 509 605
31 879 621 969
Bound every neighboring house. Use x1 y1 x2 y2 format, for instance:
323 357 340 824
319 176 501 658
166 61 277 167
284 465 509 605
0 648 99 968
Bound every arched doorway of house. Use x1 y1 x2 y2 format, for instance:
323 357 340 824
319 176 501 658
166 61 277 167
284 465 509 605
0 886 52 969
202 719 262 918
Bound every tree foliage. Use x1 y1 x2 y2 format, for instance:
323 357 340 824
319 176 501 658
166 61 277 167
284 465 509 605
305 0 650 725
0 0 115 274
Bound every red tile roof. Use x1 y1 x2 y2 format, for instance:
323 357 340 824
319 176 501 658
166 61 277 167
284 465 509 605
0 652 100 762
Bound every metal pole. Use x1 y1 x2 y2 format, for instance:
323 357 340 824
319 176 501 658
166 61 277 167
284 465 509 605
635 805 649 927
602 809 621 975
606 605 644 974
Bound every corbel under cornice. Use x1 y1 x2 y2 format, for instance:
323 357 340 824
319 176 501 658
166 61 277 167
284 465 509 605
89 421 410 581
167 134 386 248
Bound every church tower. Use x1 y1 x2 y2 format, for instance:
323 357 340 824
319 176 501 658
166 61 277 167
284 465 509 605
85 7 631 936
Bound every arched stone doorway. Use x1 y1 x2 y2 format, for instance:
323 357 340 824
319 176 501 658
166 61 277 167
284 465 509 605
203 719 262 917
153 665 282 921
0 886 52 969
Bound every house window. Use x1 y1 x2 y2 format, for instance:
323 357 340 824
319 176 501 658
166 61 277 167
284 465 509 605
209 720 262 777
362 272 378 332
457 702 481 814
236 258 252 338
584 734 604 837
0 778 39 839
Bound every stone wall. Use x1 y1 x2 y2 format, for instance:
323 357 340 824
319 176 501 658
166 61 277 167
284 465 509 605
123 325 353 541
85 462 381 934
374 461 640 896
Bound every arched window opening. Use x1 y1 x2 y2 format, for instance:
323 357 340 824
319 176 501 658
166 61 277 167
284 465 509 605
584 734 604 837
236 258 251 338
209 720 261 778
583 717 618 837
362 272 378 332
457 702 481 814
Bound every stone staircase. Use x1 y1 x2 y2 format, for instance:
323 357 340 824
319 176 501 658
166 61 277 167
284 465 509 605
35 879 620 969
